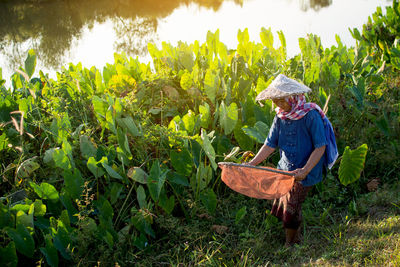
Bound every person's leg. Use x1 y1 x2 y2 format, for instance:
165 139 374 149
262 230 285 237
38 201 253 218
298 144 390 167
285 228 297 246
271 182 311 246
285 227 301 246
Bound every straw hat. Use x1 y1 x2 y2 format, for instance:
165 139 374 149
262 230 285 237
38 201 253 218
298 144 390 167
255 74 311 100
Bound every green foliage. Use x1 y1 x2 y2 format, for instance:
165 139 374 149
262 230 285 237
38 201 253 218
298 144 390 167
24 49 36 79
5 224 35 258
350 1 400 66
0 241 18 267
219 101 238 135
235 206 247 225
200 188 217 215
30 182 59 201
1 5 400 264
147 160 168 202
339 144 369 186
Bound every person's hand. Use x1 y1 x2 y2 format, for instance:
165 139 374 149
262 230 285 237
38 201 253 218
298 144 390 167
244 160 255 166
292 168 308 181
241 151 255 164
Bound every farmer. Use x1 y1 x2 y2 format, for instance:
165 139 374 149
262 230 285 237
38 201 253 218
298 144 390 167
247 74 337 247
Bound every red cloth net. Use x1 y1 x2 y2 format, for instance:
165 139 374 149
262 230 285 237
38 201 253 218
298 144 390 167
218 162 295 199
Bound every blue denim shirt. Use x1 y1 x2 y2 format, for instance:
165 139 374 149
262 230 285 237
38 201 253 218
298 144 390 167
264 109 327 186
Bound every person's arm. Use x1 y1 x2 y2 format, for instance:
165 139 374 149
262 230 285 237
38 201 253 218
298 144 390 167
247 144 275 166
292 145 326 181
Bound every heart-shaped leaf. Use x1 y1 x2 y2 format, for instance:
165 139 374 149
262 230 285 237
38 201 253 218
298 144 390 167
339 144 368 186
30 182 59 201
24 49 36 79
219 101 238 135
5 224 35 258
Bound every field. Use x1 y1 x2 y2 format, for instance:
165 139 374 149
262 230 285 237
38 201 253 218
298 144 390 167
0 2 399 266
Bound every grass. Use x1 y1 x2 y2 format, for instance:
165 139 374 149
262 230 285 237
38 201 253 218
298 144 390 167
88 180 400 266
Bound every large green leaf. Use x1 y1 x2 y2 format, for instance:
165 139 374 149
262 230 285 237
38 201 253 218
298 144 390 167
200 129 217 170
147 160 168 202
117 128 132 159
63 168 84 200
181 110 198 134
233 120 254 151
87 157 105 178
59 193 78 224
219 101 238 135
10 204 30 214
242 121 269 144
236 78 252 100
255 77 269 95
92 96 108 118
52 220 72 260
132 233 148 250
200 188 217 215
95 69 105 93
277 30 287 60
118 117 141 137
217 42 228 64
178 47 195 71
180 72 193 90
5 224 35 258
260 27 274 50
108 183 123 205
204 69 219 104
0 241 18 267
101 159 123 180
199 103 211 129
33 199 46 217
167 172 190 187
24 49 36 79
0 133 8 151
50 115 72 144
237 28 249 45
338 144 368 186
40 234 59 267
127 167 148 184
0 202 13 228
170 149 193 176
80 135 97 159
97 198 114 221
235 206 247 225
131 213 155 238
16 209 34 230
158 188 175 214
193 163 213 192
136 185 147 209
16 157 40 179
52 148 72 170
30 182 59 201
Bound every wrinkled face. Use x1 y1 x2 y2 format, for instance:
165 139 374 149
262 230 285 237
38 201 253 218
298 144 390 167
272 98 292 112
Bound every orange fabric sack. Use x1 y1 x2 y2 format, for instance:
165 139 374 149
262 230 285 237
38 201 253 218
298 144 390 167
218 162 295 199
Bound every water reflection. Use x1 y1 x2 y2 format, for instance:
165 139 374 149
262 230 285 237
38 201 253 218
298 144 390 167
113 17 158 57
0 0 223 70
300 0 332 11
0 0 334 72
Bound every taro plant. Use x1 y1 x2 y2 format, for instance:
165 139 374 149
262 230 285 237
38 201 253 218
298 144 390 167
1 6 400 264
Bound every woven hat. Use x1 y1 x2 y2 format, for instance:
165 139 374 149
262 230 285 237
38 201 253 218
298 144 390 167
256 74 311 100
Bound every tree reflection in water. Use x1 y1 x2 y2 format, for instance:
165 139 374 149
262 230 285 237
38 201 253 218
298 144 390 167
0 0 331 72
300 0 332 11
113 17 158 57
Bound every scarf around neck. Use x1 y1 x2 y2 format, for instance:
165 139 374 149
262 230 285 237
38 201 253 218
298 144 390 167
275 94 325 120
275 94 339 169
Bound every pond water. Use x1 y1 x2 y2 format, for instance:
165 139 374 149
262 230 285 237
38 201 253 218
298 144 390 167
0 0 391 82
